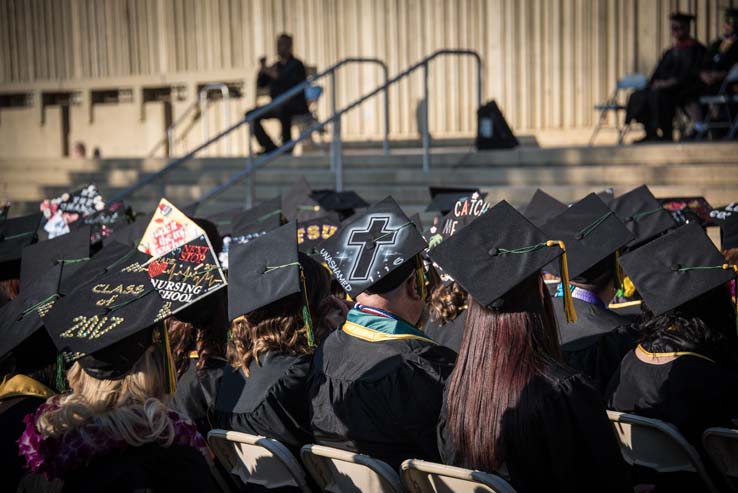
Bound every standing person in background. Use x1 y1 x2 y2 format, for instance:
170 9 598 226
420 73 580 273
248 33 309 154
626 13 706 142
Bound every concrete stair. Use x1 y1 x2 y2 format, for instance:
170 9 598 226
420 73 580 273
2 141 738 219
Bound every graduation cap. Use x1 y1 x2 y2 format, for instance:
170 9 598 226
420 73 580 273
312 191 369 220
103 212 151 247
541 193 634 280
20 224 92 291
710 203 738 250
231 197 285 244
523 189 568 228
659 196 715 228
670 12 696 23
73 201 133 245
435 192 491 243
281 177 323 221
429 200 577 322
597 188 615 206
297 216 341 255
619 223 737 316
610 185 677 248
203 208 243 238
318 196 427 297
227 221 316 345
0 213 42 279
426 187 484 215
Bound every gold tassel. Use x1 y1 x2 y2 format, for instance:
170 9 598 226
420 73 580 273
547 240 577 323
161 325 177 394
299 269 316 347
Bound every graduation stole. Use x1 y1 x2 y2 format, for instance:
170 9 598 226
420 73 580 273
342 306 435 344
0 374 55 401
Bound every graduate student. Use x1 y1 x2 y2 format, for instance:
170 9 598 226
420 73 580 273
20 248 214 492
309 197 456 470
210 221 332 457
431 200 630 493
607 223 738 464
541 193 639 393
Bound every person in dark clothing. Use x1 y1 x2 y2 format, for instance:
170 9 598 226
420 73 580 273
309 197 456 470
211 222 333 460
430 200 630 493
249 33 310 153
683 8 738 138
423 281 468 353
609 223 738 491
541 193 639 394
626 13 706 142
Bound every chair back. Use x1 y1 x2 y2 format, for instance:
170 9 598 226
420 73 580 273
400 459 516 493
703 427 738 492
300 444 403 493
607 411 719 492
207 429 311 492
616 73 648 90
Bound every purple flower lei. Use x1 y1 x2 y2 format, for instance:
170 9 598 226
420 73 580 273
17 398 208 479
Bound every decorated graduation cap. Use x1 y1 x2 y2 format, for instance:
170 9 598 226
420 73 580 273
431 192 491 246
426 187 484 215
523 189 568 228
318 196 427 297
610 185 677 248
297 216 341 255
710 203 738 250
0 213 42 279
73 201 133 244
227 221 317 345
619 222 737 316
104 212 151 247
138 199 204 257
231 197 284 244
20 224 92 291
659 196 715 228
541 193 634 280
429 200 577 322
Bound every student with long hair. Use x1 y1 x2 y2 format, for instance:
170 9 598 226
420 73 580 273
211 222 332 456
431 201 629 493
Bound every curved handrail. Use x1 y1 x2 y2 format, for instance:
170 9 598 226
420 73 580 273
195 49 483 205
110 57 389 204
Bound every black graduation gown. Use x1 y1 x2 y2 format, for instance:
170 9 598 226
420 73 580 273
423 310 467 353
308 329 456 470
437 364 631 493
170 357 226 439
0 394 46 492
19 443 215 493
554 297 639 394
607 350 738 450
210 352 313 454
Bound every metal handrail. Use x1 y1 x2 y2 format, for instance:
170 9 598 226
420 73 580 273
195 49 483 206
146 99 199 158
199 83 231 156
111 57 389 204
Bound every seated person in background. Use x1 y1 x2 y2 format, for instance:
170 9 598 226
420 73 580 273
248 33 309 154
424 280 468 353
541 193 639 394
626 12 706 142
309 197 456 470
608 224 738 489
210 223 332 458
170 219 229 439
432 201 630 493
683 8 738 138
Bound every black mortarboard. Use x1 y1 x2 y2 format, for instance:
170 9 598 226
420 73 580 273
429 200 576 321
597 188 615 205
710 203 738 250
670 12 696 23
281 177 323 221
659 196 715 228
523 189 568 227
204 208 242 237
73 201 133 245
312 191 369 215
426 187 484 215
103 212 151 247
227 221 302 320
435 192 491 242
297 216 341 255
541 193 634 280
231 197 284 244
610 185 677 248
318 196 427 296
20 225 92 291
0 213 42 280
619 223 737 316
409 213 424 233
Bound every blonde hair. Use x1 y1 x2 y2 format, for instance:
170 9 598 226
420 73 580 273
36 345 177 447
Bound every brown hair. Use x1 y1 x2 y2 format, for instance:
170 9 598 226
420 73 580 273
446 272 560 471
428 281 468 325
167 289 228 378
0 279 19 302
228 252 330 376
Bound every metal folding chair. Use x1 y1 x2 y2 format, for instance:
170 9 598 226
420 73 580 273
400 459 517 493
589 73 648 146
703 427 738 492
699 64 738 140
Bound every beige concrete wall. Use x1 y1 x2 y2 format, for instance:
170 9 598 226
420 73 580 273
1 0 736 157
0 105 63 157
